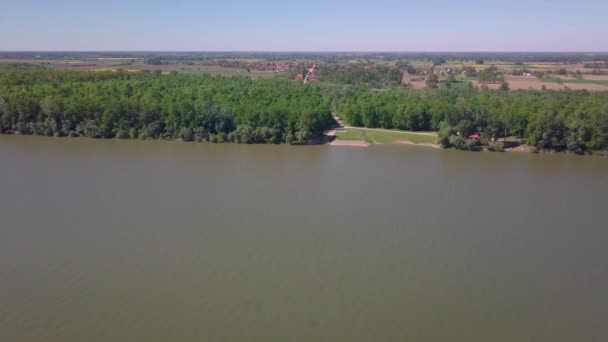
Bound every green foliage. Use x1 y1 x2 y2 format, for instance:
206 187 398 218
462 65 477 77
1 68 607 154
478 65 504 84
335 86 608 153
426 73 439 89
487 140 505 152
432 57 446 66
316 64 403 88
527 111 566 150
540 77 608 86
437 121 454 148
449 135 481 151
0 70 333 144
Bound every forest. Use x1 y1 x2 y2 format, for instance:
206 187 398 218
1 69 607 153
0 70 333 144
335 86 608 153
315 64 404 88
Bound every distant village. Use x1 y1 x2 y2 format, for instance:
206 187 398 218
293 65 317 83
249 62 318 82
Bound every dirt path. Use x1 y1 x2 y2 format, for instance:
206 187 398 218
331 112 345 130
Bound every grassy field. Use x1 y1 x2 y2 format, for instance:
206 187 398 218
336 129 437 144
0 63 43 70
540 77 608 86
175 68 277 78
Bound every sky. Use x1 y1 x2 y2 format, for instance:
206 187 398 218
1 0 606 52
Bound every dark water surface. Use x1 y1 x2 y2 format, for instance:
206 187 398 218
1 136 607 342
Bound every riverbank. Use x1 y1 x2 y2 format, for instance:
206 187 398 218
329 139 370 147
393 140 441 149
3 133 608 156
330 127 440 148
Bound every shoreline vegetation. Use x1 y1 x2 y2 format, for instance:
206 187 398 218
0 68 607 155
4 130 599 156
0 70 334 145
334 87 608 155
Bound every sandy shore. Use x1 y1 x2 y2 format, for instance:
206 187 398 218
505 145 535 153
328 139 440 148
393 140 441 149
329 140 370 147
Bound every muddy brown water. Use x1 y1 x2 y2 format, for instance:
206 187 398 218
1 136 607 342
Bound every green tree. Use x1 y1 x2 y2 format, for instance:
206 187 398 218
437 121 454 148
527 111 566 150
426 72 439 89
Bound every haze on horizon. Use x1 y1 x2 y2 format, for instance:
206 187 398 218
1 0 607 52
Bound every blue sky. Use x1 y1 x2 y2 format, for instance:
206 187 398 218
1 0 606 51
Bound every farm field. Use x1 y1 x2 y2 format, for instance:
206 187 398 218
0 57 279 78
540 77 608 86
468 75 608 91
1 52 607 90
401 61 608 91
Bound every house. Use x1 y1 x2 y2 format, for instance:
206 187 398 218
275 64 289 72
294 73 304 81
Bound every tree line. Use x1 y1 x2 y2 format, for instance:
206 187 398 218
0 70 333 144
335 86 608 153
1 69 607 154
315 64 404 88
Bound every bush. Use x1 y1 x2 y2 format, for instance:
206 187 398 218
129 128 138 139
449 135 481 151
115 129 130 139
437 121 454 148
178 128 194 142
487 140 505 152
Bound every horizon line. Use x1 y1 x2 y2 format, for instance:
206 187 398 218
2 50 608 54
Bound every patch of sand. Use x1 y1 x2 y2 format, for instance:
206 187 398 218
325 130 337 137
408 81 427 89
558 83 608 91
582 75 608 81
329 140 370 147
401 71 428 89
506 145 535 153
393 140 441 149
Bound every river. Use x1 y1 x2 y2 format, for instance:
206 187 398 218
1 136 607 342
